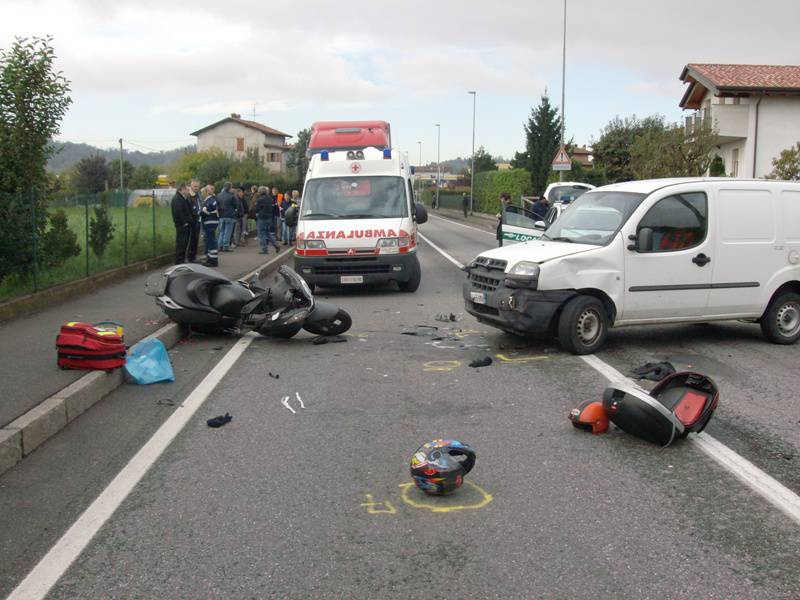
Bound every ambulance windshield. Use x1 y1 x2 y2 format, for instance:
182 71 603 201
301 176 408 220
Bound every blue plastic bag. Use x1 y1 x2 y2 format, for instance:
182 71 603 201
125 338 175 385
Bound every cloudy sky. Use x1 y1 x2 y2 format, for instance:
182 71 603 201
3 0 798 162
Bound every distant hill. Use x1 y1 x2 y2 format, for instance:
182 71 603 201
422 156 510 173
47 142 195 172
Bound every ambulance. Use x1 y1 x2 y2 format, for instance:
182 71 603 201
294 146 428 292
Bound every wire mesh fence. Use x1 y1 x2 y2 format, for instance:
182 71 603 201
0 190 175 303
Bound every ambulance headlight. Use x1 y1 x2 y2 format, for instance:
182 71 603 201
377 238 400 254
297 240 326 250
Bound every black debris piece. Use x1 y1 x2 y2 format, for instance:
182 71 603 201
630 361 676 382
269 372 280 379
156 399 175 406
207 413 233 428
469 356 493 368
312 335 348 345
434 312 463 323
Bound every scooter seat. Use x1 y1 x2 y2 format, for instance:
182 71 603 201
186 278 213 306
210 284 254 317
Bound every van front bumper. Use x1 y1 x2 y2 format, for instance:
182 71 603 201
462 278 576 335
294 252 417 286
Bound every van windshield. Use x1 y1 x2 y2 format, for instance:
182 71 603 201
543 191 646 245
547 184 593 204
301 176 408 220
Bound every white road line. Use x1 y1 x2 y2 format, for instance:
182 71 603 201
428 213 496 236
417 233 465 269
281 396 296 414
295 392 305 409
421 226 800 528
580 354 800 527
8 333 256 600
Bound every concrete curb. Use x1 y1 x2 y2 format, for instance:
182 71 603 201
0 253 173 324
0 249 292 476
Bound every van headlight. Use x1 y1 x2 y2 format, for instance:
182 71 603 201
505 261 539 288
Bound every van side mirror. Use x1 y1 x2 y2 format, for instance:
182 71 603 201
415 203 428 224
628 227 653 252
534 220 546 230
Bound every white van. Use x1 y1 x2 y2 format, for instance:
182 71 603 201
294 147 427 292
463 178 800 354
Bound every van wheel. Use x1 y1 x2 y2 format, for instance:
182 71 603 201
557 295 609 355
760 292 800 344
398 257 421 292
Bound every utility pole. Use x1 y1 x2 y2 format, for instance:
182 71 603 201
252 103 257 121
417 141 422 200
468 91 476 215
435 124 441 209
118 138 124 191
119 138 127 265
559 0 567 182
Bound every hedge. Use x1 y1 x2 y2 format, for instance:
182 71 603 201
474 169 533 214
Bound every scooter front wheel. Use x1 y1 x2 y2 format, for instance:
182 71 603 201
303 309 352 336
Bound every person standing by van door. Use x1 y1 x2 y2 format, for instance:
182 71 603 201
170 183 193 264
201 185 220 267
496 193 511 247
187 179 203 262
217 182 237 251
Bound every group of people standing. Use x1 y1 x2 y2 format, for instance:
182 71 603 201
171 180 300 266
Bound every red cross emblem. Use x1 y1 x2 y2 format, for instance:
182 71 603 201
347 248 356 256
350 162 361 173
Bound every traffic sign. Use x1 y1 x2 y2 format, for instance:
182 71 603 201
552 145 571 171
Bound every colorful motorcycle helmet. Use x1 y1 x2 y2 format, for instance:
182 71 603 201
569 400 609 434
410 439 476 495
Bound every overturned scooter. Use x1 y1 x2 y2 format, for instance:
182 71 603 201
601 372 719 447
146 264 351 338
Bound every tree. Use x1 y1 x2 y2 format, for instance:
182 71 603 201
168 149 232 186
472 146 498 173
0 36 71 283
592 115 666 183
130 164 159 189
520 94 562 197
709 154 726 177
72 155 108 193
286 128 311 179
89 200 115 258
768 142 800 180
107 159 134 190
41 209 80 267
629 120 719 179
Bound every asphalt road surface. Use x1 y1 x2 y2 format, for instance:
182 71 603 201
2 214 800 599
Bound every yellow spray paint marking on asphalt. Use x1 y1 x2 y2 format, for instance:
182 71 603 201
360 494 397 514
423 360 462 372
494 353 549 364
398 480 493 513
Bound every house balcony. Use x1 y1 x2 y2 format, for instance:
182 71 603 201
685 104 749 144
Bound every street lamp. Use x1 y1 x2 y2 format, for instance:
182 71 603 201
559 0 567 182
468 91 476 215
435 124 441 209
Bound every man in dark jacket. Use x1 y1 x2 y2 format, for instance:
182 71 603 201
171 183 193 264
234 186 248 246
254 186 280 254
187 179 203 262
217 182 237 251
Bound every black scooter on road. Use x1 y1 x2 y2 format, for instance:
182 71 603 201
145 264 351 338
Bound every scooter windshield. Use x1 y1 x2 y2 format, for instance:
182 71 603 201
279 265 315 308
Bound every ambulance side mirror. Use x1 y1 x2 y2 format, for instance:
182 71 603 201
415 203 428 224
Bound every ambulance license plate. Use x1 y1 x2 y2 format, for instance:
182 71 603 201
340 275 363 284
470 291 487 304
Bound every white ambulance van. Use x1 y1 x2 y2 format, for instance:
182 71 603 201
294 147 428 292
463 178 800 354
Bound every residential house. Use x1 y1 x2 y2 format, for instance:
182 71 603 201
571 146 593 169
679 64 800 178
190 113 291 172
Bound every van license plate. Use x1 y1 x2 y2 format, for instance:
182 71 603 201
340 275 363 284
470 291 487 304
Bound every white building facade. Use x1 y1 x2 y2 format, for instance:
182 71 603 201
680 64 800 178
191 114 290 173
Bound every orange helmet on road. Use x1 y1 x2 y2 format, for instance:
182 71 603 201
569 400 609 434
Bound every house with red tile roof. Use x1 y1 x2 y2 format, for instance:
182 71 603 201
679 64 800 178
191 114 291 172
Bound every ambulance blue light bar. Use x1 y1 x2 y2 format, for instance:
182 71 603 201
383 148 391 159
320 150 329 161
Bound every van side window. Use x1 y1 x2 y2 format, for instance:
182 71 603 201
637 192 707 252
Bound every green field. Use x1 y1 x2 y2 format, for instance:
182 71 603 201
0 204 176 302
